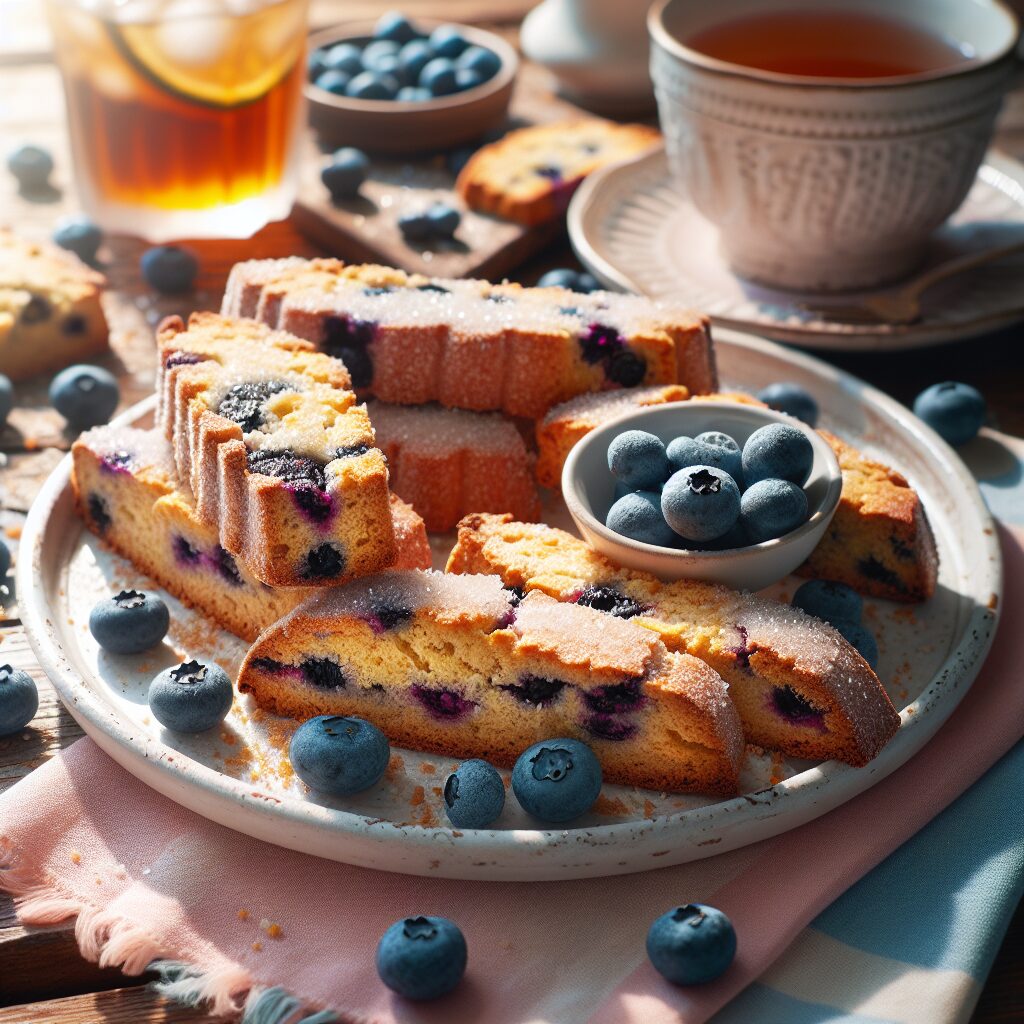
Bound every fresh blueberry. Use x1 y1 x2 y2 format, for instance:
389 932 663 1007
456 45 501 80
792 579 863 624
607 429 670 490
397 85 432 101
693 431 743 483
0 374 14 428
537 268 582 291
398 39 435 82
832 618 879 670
49 364 120 428
315 69 352 95
429 25 469 59
741 422 813 487
141 245 198 293
661 466 741 542
511 738 602 823
0 539 10 577
739 477 808 543
374 11 421 44
606 491 677 547
324 42 365 77
346 71 400 100
427 202 461 237
398 211 434 241
89 589 169 654
577 272 600 293
53 216 103 264
443 758 505 828
454 68 485 91
149 659 233 733
913 382 986 447
377 916 467 1001
647 904 736 985
322 147 370 199
419 57 459 96
308 48 329 80
289 714 390 795
696 521 748 551
373 53 409 84
0 665 38 736
757 382 819 427
361 39 401 71
7 144 53 191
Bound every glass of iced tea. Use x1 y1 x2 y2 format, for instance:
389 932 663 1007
46 0 309 240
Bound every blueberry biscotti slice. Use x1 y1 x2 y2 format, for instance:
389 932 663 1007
237 571 745 796
157 312 395 588
221 258 716 418
447 515 900 767
72 425 431 642
0 229 108 380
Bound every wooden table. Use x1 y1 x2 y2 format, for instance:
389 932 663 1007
1 5 1022 1021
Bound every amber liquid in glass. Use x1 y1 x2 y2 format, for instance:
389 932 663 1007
686 10 970 79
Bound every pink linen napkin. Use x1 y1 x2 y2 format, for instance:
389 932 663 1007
2 525 1022 1024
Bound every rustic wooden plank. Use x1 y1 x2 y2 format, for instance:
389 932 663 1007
0 987 206 1023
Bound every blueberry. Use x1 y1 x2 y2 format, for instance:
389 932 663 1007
537 268 582 291
149 659 233 733
374 11 421 44
739 477 808 543
7 144 53 191
308 48 328 80
346 71 399 100
0 374 14 428
511 738 602 823
49 364 120 428
427 202 461 237
429 25 469 59
607 429 670 490
141 245 198 294
315 69 352 95
792 579 863 624
757 382 819 427
666 436 701 472
741 422 813 487
661 466 741 542
832 618 879 670
376 916 467 1001
456 45 501 80
289 714 390 795
324 42 365 77
397 38 433 79
397 86 432 101
606 491 677 547
322 147 370 199
53 216 103 264
374 53 409 84
361 39 401 72
577 272 600 293
913 382 986 447
0 539 10 577
647 904 736 985
693 431 743 483
89 589 169 654
398 211 434 241
443 758 505 828
419 57 458 95
0 665 38 736
454 68 485 91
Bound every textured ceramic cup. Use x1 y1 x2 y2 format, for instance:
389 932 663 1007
649 0 1020 291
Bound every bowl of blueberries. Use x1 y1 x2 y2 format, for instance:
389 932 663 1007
562 400 843 591
307 12 518 154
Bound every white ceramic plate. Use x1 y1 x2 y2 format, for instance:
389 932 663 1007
20 329 1001 881
569 147 1024 352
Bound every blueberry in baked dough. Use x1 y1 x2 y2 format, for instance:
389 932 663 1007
443 758 505 828
346 70 399 100
511 737 602 823
289 714 390 795
607 491 677 547
141 245 198 294
646 903 736 985
661 466 741 542
376 915 467 1000
607 429 670 490
913 381 986 447
741 422 813 487
0 373 14 428
53 216 103 264
322 147 370 199
89 589 170 655
757 382 819 427
792 579 863 625
831 618 879 670
149 659 233 733
6 144 53 191
49 364 120 428
739 477 808 543
429 24 470 59
0 665 38 736
419 56 459 96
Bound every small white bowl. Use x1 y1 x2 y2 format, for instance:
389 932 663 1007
562 400 842 590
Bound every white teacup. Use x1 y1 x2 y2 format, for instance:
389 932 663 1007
649 0 1021 292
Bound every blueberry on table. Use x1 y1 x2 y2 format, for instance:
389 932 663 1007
361 39 401 72
374 11 421 44
661 466 741 542
0 538 10 577
322 147 370 199
323 42 364 77
315 69 352 95
832 618 879 670
149 659 233 733
741 422 813 487
647 904 736 985
607 429 670 490
693 430 743 484
289 714 390 795
913 381 986 447
141 245 198 294
377 916 467 1000
0 665 38 736
398 39 435 82
739 477 808 543
53 216 103 264
89 589 170 655
429 24 470 59
0 373 14 428
419 57 459 96
346 71 400 100
454 68 485 92
49 364 120 429
456 44 501 80
607 491 677 547
397 86 432 101
398 211 434 241
537 268 583 291
443 758 505 828
426 202 461 237
757 382 819 427
445 145 476 175
6 144 54 191
792 579 863 625
512 738 602 823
